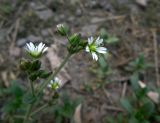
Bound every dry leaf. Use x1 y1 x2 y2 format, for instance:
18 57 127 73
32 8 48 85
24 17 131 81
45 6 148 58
46 44 71 86
136 0 147 7
1 71 10 87
73 104 82 123
147 91 159 104
138 81 146 88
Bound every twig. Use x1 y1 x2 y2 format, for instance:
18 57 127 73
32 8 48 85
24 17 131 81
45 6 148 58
121 82 127 98
102 86 114 104
152 29 160 87
12 19 20 44
105 105 123 112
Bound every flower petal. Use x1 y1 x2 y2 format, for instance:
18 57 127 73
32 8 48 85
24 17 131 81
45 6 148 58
48 84 52 88
26 43 33 51
96 47 107 54
38 42 44 52
29 42 35 51
95 37 103 45
92 52 98 61
42 47 48 53
85 46 90 52
88 37 93 44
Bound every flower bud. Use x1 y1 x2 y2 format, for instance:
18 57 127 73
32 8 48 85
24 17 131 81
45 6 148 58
69 33 81 45
38 70 52 78
57 24 68 36
30 60 41 71
20 59 31 71
29 72 39 81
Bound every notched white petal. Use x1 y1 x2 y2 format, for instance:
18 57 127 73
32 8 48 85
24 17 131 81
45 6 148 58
96 47 107 54
42 47 48 53
85 46 90 52
92 52 98 61
88 37 93 44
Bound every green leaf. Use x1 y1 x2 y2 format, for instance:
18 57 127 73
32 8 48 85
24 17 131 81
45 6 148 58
154 115 160 122
10 81 23 98
120 98 133 114
106 36 119 44
139 101 155 118
2 98 22 113
98 56 107 69
130 73 139 91
23 92 36 104
129 117 139 123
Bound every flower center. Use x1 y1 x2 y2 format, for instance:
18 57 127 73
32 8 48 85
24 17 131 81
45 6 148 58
89 44 96 52
51 82 59 90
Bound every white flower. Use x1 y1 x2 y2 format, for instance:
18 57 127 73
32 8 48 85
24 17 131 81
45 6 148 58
85 36 107 61
25 42 48 58
48 77 62 90
57 24 63 29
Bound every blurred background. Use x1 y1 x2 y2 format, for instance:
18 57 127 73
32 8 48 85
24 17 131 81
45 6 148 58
0 0 160 123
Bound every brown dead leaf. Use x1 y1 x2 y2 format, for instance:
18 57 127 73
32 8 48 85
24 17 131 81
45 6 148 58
147 91 159 104
136 0 147 7
1 71 10 87
46 44 71 86
73 104 82 123
138 81 146 88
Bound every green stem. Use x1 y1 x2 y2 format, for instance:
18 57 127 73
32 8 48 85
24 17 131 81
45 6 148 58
36 53 72 95
30 104 48 116
23 104 33 123
29 80 35 96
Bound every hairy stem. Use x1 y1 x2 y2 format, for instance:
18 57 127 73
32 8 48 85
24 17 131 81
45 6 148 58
29 80 35 96
23 104 33 123
37 53 72 95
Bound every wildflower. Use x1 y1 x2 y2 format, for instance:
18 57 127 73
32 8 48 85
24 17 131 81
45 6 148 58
25 42 48 58
86 36 107 61
57 24 68 36
48 77 62 90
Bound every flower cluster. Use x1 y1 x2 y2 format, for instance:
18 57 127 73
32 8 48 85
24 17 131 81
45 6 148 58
23 24 108 93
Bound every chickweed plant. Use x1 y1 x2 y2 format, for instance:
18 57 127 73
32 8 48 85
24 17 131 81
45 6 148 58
1 24 107 123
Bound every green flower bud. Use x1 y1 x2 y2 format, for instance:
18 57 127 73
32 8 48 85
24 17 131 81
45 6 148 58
69 33 81 45
30 60 41 71
20 59 31 71
38 70 52 78
57 24 68 36
29 72 39 81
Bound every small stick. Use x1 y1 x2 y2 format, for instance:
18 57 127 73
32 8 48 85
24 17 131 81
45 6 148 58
152 29 160 87
102 86 114 104
121 82 127 98
105 105 123 112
